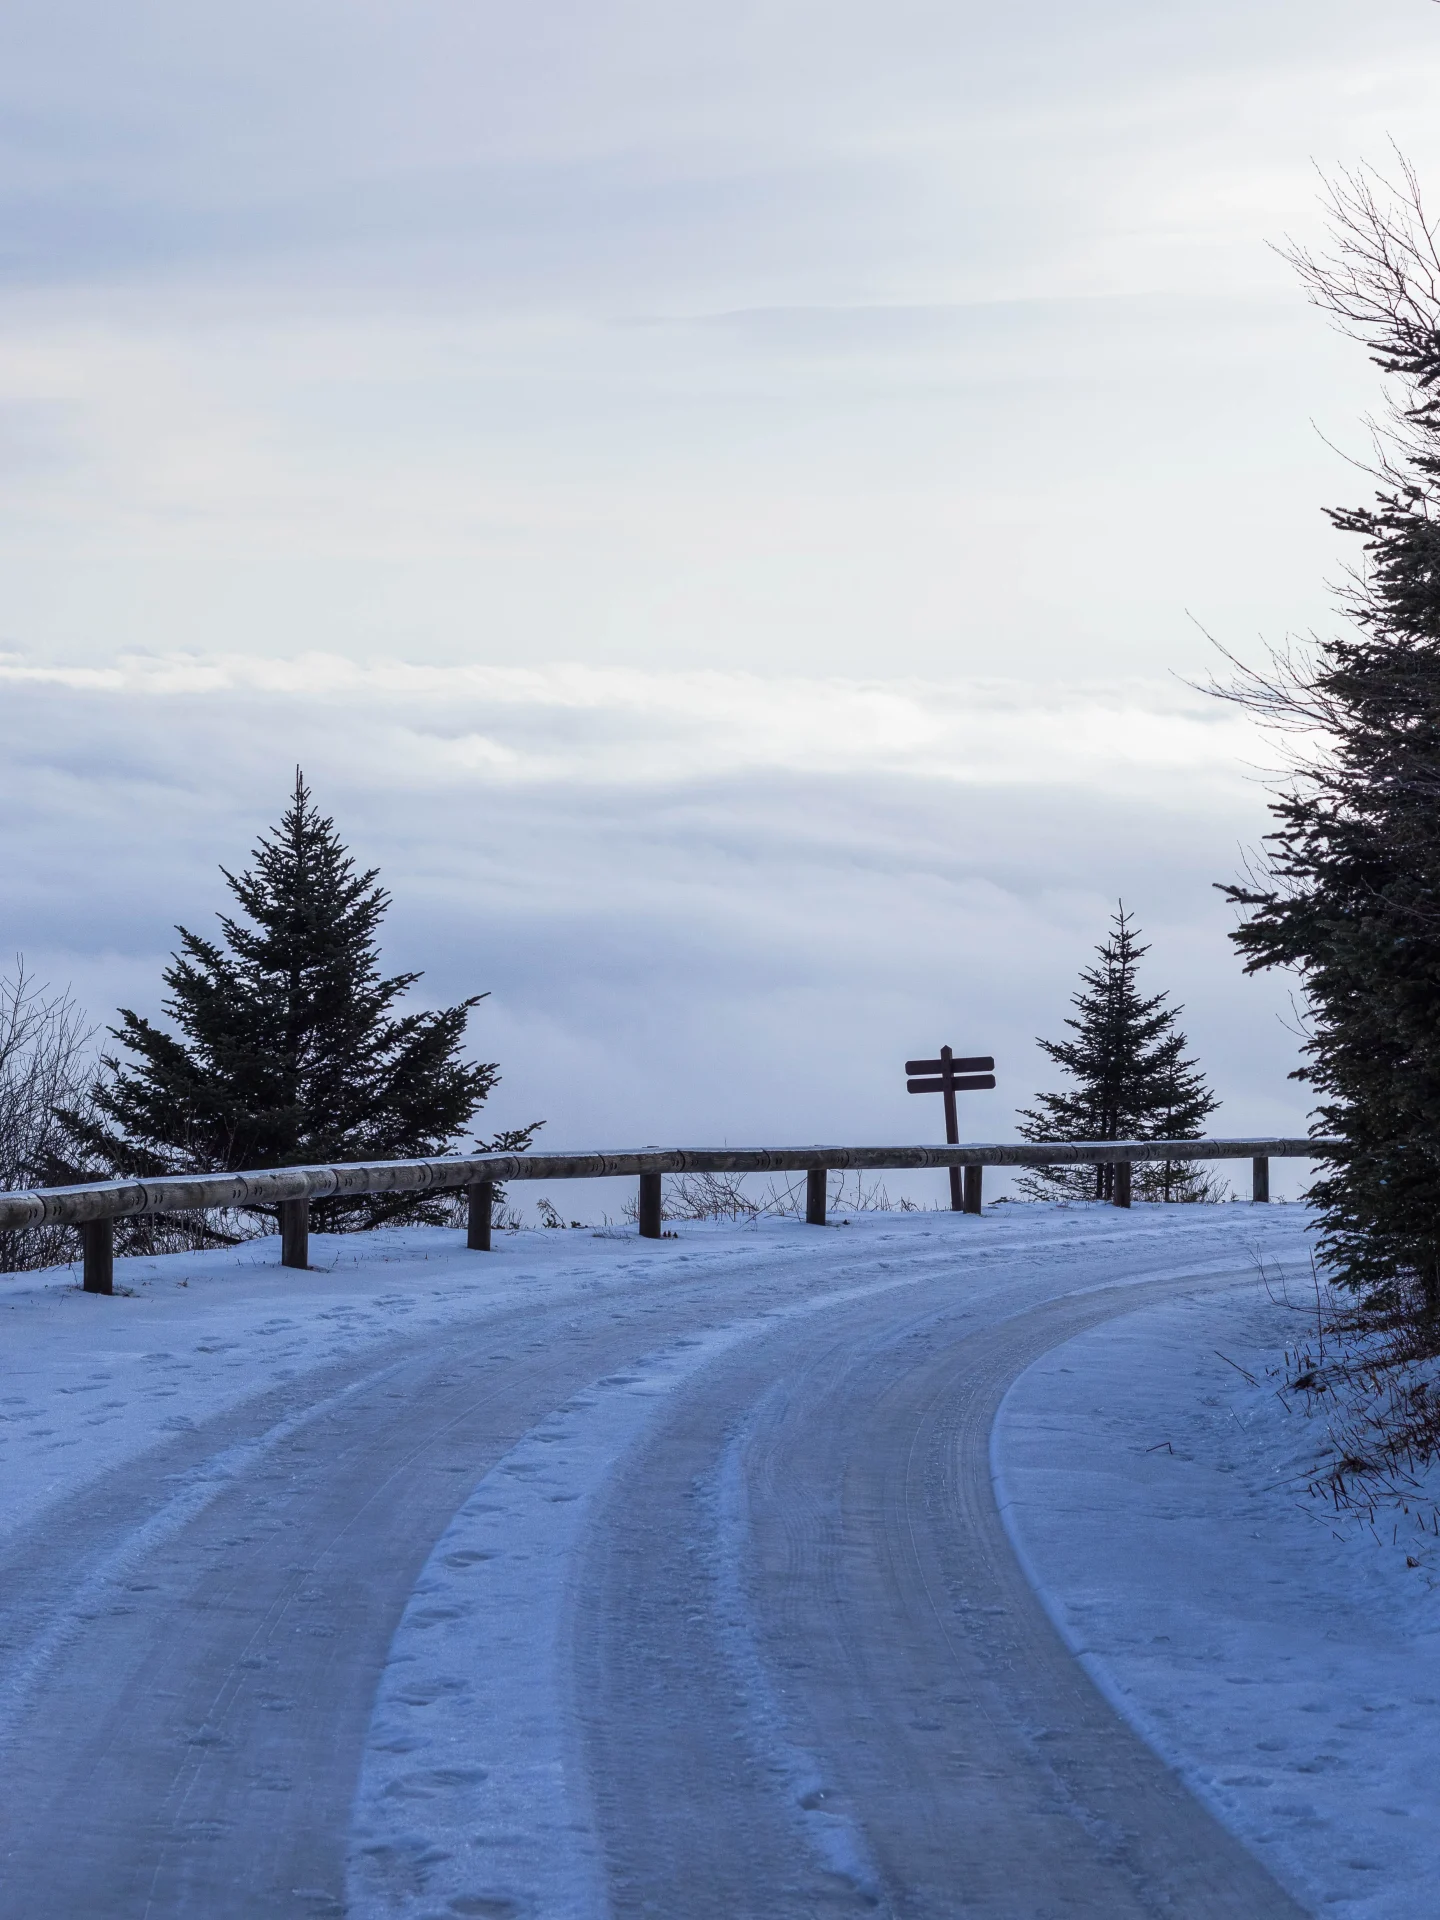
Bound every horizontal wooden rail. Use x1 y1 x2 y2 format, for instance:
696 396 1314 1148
0 1135 1334 1235
1 1139 1332 1291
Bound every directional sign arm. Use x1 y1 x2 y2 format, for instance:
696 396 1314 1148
904 1056 994 1076
906 1074 996 1094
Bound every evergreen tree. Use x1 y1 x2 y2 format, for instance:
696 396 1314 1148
62 773 506 1233
1215 161 1440 1306
1017 906 1218 1201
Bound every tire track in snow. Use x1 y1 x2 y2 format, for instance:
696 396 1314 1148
348 1271 926 1919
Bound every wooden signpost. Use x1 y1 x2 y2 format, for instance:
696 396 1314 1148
906 1045 995 1212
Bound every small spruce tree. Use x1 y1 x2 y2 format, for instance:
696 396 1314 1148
1017 906 1218 1201
63 773 510 1233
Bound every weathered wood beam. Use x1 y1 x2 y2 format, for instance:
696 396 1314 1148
467 1181 494 1251
81 1218 113 1295
963 1165 983 1215
279 1197 310 1270
1114 1161 1132 1209
806 1168 827 1226
1252 1156 1270 1204
638 1172 663 1240
0 1138 1336 1248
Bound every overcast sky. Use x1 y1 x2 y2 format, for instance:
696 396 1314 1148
4 1 1439 1203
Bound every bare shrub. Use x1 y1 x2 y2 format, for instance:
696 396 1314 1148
1133 1161 1231 1204
665 1173 763 1222
0 962 95 1273
623 1169 902 1224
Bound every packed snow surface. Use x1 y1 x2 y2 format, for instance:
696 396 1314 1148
1 1197 1429 1915
994 1275 1440 1919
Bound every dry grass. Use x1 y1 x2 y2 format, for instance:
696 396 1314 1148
638 1169 914 1223
1260 1257 1440 1551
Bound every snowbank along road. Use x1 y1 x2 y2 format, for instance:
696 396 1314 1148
0 1203 1319 1917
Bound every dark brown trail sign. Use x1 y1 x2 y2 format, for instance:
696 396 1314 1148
905 1045 996 1212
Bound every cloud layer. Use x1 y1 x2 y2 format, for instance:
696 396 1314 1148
0 655 1312 1203
1 0 1437 686
2 2 1425 1204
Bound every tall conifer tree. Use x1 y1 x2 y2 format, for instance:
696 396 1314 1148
1018 907 1218 1201
64 773 504 1231
1216 161 1440 1306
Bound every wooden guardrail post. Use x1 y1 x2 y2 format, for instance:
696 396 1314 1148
467 1181 494 1250
279 1197 310 1269
82 1218 113 1295
1252 1156 1270 1203
638 1172 663 1239
806 1168 827 1225
962 1165 982 1215
1114 1161 1132 1209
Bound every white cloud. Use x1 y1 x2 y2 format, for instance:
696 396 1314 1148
0 652 1264 792
0 654 1310 1200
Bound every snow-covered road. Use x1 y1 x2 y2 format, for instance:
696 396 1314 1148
0 1204 1321 1916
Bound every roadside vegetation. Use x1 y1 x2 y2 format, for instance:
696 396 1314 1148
1216 158 1440 1515
1218 159 1440 1316
1252 1257 1440 1555
0 962 94 1272
0 772 536 1269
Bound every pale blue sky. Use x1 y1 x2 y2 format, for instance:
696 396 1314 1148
3 2 1437 1194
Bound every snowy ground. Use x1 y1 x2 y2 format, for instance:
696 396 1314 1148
0 1197 1415 1917
994 1272 1440 1920
0 1218 690 1540
0 1198 1304 1545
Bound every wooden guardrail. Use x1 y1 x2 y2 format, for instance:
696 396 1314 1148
0 1136 1335 1295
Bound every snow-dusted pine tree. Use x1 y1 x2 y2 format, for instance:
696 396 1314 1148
63 772 508 1233
1017 907 1218 1201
